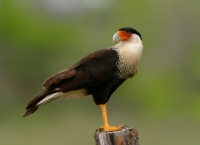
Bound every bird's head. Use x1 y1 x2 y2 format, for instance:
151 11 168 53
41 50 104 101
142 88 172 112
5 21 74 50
113 27 142 43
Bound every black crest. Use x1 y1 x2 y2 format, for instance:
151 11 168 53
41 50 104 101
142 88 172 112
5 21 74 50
118 27 142 40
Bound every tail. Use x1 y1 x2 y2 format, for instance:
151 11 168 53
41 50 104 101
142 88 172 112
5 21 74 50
23 89 60 117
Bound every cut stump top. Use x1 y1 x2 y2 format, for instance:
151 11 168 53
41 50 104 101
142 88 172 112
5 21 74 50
94 126 139 145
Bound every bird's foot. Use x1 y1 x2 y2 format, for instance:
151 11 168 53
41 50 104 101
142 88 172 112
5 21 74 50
98 125 123 132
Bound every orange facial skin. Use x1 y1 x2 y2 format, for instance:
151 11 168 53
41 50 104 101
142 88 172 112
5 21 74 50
117 30 132 41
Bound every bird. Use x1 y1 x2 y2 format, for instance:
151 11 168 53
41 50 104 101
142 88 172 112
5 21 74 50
23 27 143 132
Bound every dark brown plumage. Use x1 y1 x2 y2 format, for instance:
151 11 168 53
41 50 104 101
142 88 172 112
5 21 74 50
23 49 124 116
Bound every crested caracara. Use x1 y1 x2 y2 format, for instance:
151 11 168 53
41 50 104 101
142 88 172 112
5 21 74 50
23 27 143 132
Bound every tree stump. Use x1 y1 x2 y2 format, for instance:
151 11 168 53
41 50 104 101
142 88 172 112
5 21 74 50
94 126 139 145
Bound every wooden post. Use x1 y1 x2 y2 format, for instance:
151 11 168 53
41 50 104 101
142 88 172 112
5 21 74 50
93 126 139 145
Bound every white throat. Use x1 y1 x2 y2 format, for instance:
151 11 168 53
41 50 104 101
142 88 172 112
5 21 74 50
115 34 143 62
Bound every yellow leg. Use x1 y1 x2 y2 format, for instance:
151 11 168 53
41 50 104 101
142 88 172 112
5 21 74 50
100 104 109 127
99 104 123 132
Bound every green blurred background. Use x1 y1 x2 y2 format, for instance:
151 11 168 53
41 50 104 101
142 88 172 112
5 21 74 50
1 0 200 144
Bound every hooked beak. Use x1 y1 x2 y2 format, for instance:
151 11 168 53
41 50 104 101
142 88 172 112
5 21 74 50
112 33 120 43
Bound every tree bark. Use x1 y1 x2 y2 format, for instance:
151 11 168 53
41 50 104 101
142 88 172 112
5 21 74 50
93 126 139 145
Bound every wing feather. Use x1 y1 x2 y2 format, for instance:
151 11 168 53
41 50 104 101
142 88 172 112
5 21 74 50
43 68 77 88
42 48 119 91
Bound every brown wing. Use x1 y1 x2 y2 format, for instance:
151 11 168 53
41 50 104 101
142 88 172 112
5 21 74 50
43 67 77 89
42 48 119 91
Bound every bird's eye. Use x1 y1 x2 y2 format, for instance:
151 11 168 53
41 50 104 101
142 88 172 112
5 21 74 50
126 31 131 34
